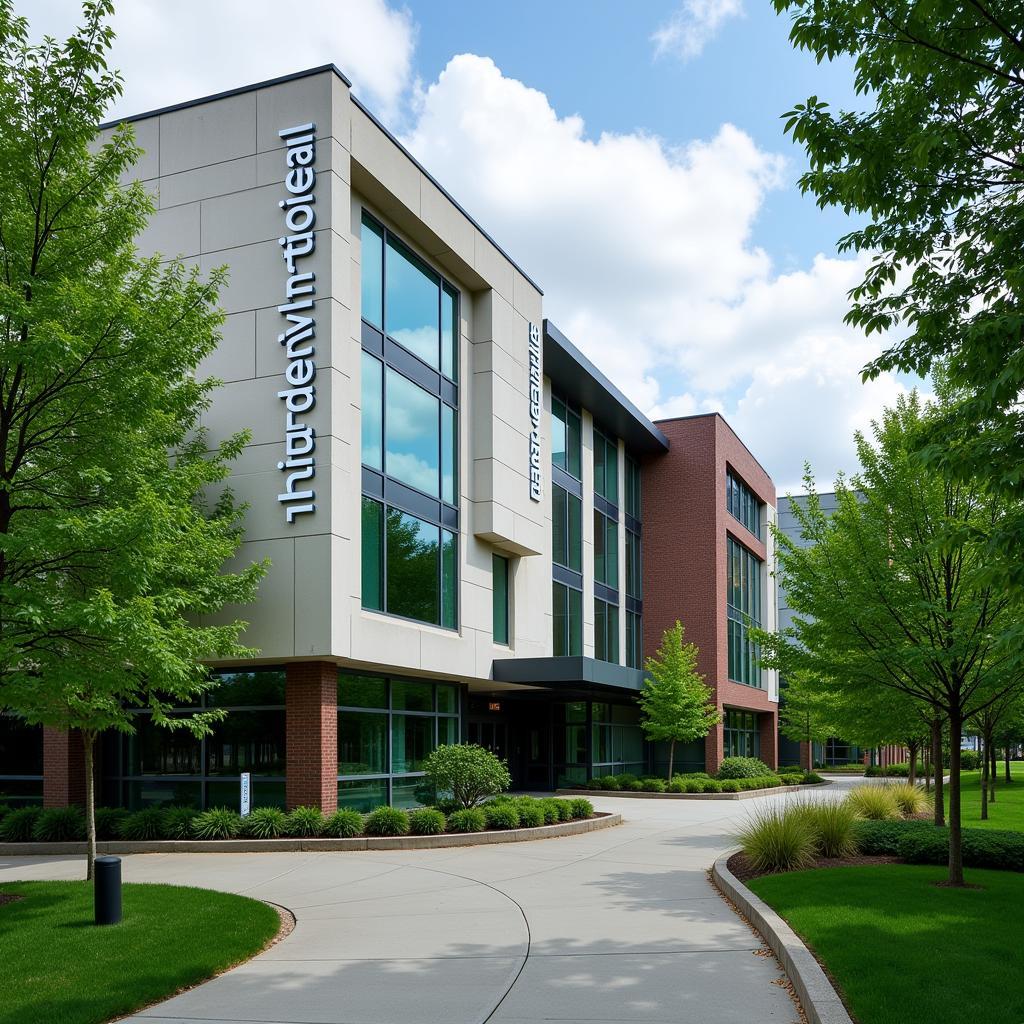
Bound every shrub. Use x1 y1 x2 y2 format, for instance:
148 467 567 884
0 804 9 824
887 781 928 817
568 798 593 819
191 807 242 840
449 807 487 832
847 785 901 820
484 803 520 830
702 779 723 793
959 750 982 771
779 773 803 786
718 756 774 779
586 778 605 790
161 806 199 839
0 806 42 842
364 806 410 837
408 808 447 835
323 808 364 838
625 779 645 792
735 776 782 791
552 799 574 821
32 806 86 842
615 773 639 787
674 772 711 781
538 799 561 824
797 800 859 858
667 780 686 793
853 818 934 855
0 806 41 842
864 765 881 778
897 826 1024 872
736 804 816 873
94 806 128 839
119 806 167 841
242 807 288 839
286 805 324 838
802 772 825 784
598 775 621 791
421 743 511 809
642 779 666 793
514 800 545 827
720 779 741 793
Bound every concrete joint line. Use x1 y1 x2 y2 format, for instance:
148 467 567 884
557 783 830 800
711 849 854 1024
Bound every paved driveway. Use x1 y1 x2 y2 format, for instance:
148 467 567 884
0 784 859 1024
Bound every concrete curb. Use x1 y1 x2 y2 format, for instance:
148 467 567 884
557 782 829 801
711 849 854 1024
0 811 621 856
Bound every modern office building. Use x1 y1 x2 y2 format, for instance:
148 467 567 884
0 65 778 812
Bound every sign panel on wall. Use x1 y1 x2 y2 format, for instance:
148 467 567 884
528 321 542 502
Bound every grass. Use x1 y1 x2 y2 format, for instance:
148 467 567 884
0 881 279 1024
749 865 1024 1024
945 760 1024 832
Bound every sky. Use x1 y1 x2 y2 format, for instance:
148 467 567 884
26 0 922 493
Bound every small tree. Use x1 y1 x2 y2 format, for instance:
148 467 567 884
422 744 511 809
776 670 837 769
639 621 721 780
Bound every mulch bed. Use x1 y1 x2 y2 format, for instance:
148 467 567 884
728 850 900 884
0 893 25 906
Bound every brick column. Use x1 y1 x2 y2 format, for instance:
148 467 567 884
286 662 338 812
758 711 778 771
705 722 724 776
43 728 88 808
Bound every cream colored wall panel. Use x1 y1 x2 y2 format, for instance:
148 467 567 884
159 92 257 176
199 310 256 384
460 578 492 633
255 298 335 379
419 175 475 266
293 533 334 656
201 183 293 252
124 116 160 182
350 612 422 669
512 269 543 323
474 339 526 391
473 232 514 301
420 627 476 679
200 240 281 315
159 156 256 209
513 512 546 554
256 71 336 153
350 108 420 217
328 226 352 312
136 202 200 259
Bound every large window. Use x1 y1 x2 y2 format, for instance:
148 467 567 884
593 510 618 588
624 453 642 669
592 702 644 777
724 710 760 759
625 455 641 520
553 581 583 656
551 396 582 479
727 469 762 539
338 673 460 810
626 611 643 671
594 598 620 663
104 669 287 810
552 485 583 571
727 537 763 687
493 554 510 646
360 210 459 630
0 716 43 806
593 428 619 504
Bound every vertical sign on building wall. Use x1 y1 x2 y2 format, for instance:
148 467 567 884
240 772 251 817
528 322 542 502
276 122 319 523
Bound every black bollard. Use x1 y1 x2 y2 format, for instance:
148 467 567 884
94 855 122 925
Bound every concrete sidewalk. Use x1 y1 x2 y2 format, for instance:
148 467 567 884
0 785 857 1024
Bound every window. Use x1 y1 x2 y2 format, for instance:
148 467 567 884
360 211 459 629
0 716 43 806
727 470 762 539
727 537 763 687
625 530 641 600
493 554 510 646
551 396 582 478
592 702 644 776
593 428 619 505
594 510 618 588
625 455 641 520
595 598 620 663
724 710 760 759
626 610 642 670
552 485 583 571
338 673 461 810
553 581 583 656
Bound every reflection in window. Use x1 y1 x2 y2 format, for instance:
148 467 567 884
386 368 440 497
392 715 434 773
441 283 458 381
385 235 441 367
552 486 582 572
727 537 763 687
595 598 620 664
361 497 384 612
206 711 286 775
386 508 440 624
551 396 581 479
441 403 456 505
493 554 510 645
626 610 643 670
553 581 583 656
594 428 619 505
361 214 384 329
361 352 383 470
594 510 618 589
338 713 387 775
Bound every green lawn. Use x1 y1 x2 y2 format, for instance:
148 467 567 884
749 865 1024 1024
945 761 1024 831
0 881 279 1024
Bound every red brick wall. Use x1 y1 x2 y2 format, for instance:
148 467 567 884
642 413 779 775
286 662 338 812
43 728 88 807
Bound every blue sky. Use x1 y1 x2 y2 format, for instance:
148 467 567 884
30 0 912 493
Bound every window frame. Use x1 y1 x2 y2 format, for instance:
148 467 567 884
492 553 510 646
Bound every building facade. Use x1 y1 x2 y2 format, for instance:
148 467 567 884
0 65 778 812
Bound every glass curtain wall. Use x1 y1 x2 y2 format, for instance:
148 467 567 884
551 395 584 656
592 703 644 776
726 536 763 687
593 426 621 664
360 211 459 630
726 469 762 538
338 673 461 809
0 716 43 806
723 710 761 758
624 454 643 669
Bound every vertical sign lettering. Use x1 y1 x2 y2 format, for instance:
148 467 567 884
528 322 542 502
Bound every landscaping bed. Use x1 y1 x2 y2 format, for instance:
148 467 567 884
0 880 280 1024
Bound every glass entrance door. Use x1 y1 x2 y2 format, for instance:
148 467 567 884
468 719 508 761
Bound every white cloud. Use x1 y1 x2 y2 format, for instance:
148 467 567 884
26 0 416 122
402 55 911 491
652 0 744 61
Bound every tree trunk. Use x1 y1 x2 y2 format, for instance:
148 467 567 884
948 712 964 887
667 739 675 782
1006 743 1012 784
83 730 97 882
932 717 945 827
989 739 997 802
908 740 918 786
980 732 989 820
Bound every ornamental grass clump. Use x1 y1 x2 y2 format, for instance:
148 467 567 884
323 808 364 838
539 798 561 824
242 807 288 839
847 785 901 821
553 798 574 821
0 806 41 842
285 805 324 838
448 807 487 833
736 804 816 873
408 808 446 835
94 807 128 839
364 806 410 837
887 781 928 817
161 806 199 839
569 798 593 819
514 799 545 828
32 806 86 842
119 807 167 841
796 799 859 859
191 807 243 840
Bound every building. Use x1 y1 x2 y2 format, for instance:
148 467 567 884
0 65 778 812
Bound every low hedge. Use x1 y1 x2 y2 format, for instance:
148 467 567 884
854 818 1024 872
718 757 774 780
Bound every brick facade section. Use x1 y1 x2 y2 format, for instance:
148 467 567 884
43 728 88 807
642 414 778 774
286 662 338 812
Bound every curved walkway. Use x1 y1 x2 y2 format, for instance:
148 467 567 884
0 782 860 1024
